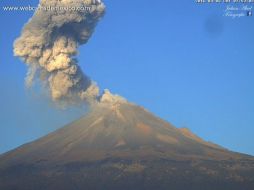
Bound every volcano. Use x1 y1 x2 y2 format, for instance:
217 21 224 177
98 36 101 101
0 90 254 190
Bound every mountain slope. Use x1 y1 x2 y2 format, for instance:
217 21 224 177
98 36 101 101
0 90 254 190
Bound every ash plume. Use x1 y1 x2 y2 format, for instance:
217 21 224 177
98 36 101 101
14 0 105 104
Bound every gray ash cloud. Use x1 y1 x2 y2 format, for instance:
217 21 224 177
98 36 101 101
14 0 105 104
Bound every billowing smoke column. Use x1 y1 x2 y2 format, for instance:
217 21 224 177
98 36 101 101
14 0 105 104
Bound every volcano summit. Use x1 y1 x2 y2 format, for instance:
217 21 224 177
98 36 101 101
0 90 254 190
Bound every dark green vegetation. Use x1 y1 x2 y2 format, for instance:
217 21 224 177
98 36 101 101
1 159 254 190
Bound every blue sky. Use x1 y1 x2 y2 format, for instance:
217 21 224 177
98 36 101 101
0 0 254 155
